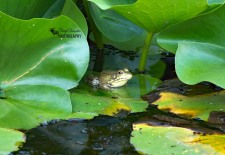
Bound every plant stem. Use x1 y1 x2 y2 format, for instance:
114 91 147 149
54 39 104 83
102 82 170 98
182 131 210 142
138 32 153 72
82 0 104 71
82 0 103 49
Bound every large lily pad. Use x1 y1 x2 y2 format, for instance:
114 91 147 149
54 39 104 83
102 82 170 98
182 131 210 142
0 12 89 90
0 128 25 155
88 0 211 33
0 85 71 129
176 42 225 88
0 0 88 36
131 124 225 155
151 91 225 121
158 4 225 88
89 3 146 46
0 11 88 129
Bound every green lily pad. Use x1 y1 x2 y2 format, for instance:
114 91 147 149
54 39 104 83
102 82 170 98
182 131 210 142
176 42 225 88
0 11 88 129
131 124 225 155
0 85 71 129
0 12 89 90
0 128 25 155
158 5 225 88
89 3 146 44
0 0 88 36
111 74 161 99
70 74 161 119
151 91 225 121
89 0 210 33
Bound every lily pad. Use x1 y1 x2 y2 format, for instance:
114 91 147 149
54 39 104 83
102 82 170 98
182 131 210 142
0 128 25 155
0 85 71 129
131 124 225 155
176 42 225 88
70 74 161 119
151 91 225 121
88 0 211 33
111 74 161 99
0 11 88 129
0 0 88 36
0 12 89 90
89 3 147 44
158 5 225 88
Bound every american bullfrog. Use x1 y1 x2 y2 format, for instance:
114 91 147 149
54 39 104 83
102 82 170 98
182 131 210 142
86 68 132 89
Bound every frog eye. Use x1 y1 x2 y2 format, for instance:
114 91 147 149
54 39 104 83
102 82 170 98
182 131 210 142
123 68 129 72
118 70 124 74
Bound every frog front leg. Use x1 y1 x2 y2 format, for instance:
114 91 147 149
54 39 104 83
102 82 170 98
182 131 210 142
100 83 112 90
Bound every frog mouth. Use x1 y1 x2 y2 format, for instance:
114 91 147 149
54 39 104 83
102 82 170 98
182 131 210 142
110 80 128 87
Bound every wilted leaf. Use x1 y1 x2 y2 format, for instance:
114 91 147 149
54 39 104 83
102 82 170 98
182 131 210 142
151 91 225 121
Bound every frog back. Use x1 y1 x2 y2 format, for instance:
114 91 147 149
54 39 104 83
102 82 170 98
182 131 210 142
99 70 117 84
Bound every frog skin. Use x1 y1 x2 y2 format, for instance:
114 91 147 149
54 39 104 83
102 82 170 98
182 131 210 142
86 68 132 89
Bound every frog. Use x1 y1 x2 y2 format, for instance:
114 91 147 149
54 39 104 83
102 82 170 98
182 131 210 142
86 68 132 89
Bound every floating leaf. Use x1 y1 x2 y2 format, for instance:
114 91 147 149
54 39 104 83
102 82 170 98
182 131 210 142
0 128 25 155
131 124 225 155
0 85 71 129
111 74 162 99
70 74 160 119
151 91 225 121
70 90 148 119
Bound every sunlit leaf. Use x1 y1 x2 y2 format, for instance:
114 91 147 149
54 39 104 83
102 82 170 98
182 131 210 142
70 91 147 118
131 124 225 155
0 128 25 155
151 91 225 121
70 74 161 119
